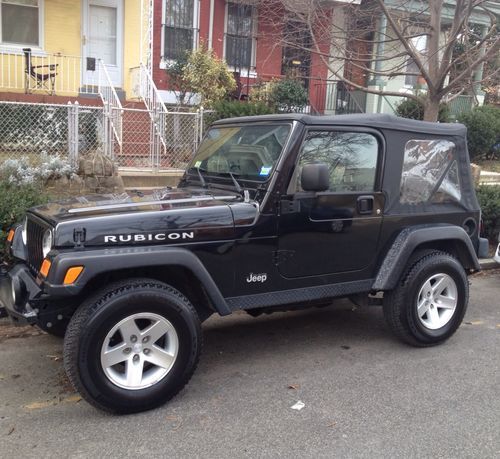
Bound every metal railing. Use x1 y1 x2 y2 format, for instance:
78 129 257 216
97 60 123 158
139 63 168 169
0 50 98 96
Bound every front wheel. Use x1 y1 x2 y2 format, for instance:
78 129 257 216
383 250 469 347
63 279 202 413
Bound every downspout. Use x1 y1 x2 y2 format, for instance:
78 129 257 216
208 0 215 49
375 15 387 114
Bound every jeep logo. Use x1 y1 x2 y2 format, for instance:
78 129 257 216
104 232 194 243
246 273 267 283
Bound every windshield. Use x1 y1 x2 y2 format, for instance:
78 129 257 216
188 124 292 182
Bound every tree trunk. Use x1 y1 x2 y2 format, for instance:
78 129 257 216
423 98 440 122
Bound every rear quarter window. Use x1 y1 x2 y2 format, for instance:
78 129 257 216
400 139 461 205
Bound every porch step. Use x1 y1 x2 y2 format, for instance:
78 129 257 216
119 168 184 189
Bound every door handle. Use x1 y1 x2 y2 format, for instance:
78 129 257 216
357 195 374 214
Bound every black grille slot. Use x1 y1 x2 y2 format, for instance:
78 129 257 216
26 218 46 274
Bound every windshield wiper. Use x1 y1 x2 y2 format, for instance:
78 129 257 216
193 166 208 189
226 170 243 194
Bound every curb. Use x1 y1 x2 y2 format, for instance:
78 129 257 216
479 258 498 270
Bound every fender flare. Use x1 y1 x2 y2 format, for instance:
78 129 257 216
372 224 480 291
45 246 232 316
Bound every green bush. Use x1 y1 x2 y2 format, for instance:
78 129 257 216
458 105 500 160
206 100 275 125
270 78 308 113
396 98 450 122
476 185 500 242
0 181 48 252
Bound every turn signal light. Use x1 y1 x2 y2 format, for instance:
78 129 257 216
39 259 52 278
7 229 14 242
63 266 84 285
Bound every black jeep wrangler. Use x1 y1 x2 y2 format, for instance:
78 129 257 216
0 114 490 413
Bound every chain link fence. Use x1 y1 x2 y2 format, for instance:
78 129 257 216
0 101 103 168
0 101 208 171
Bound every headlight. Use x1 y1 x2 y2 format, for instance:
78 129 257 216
21 217 27 245
42 229 53 258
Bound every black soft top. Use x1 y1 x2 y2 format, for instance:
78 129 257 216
213 113 478 215
213 113 466 137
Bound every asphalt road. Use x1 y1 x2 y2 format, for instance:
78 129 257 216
0 272 499 458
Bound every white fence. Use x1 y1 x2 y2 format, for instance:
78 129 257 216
0 50 98 96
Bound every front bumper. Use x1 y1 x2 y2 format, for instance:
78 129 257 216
0 264 41 325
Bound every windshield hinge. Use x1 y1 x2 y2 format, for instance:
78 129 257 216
73 227 86 248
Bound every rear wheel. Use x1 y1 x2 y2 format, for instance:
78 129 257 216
63 278 202 413
383 250 469 347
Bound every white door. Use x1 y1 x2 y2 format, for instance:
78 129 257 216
83 0 123 87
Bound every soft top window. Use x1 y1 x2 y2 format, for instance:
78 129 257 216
400 139 461 205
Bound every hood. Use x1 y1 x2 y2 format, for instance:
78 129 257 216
28 188 250 248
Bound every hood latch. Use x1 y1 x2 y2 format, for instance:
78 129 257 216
73 227 86 248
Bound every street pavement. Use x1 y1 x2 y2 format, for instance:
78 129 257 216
0 271 499 458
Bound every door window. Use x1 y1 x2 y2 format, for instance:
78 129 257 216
290 130 379 193
89 5 117 65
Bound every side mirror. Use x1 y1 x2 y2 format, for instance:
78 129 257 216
301 163 330 192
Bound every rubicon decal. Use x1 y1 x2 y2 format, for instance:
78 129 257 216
104 232 195 243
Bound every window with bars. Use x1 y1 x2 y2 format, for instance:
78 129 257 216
1 0 40 46
225 2 255 70
162 0 195 61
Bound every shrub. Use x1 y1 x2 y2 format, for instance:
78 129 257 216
396 98 450 122
0 181 48 252
476 185 500 242
458 105 500 160
251 78 308 113
165 47 236 108
0 154 76 186
205 100 275 125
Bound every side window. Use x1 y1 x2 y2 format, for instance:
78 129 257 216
291 131 379 193
400 139 461 204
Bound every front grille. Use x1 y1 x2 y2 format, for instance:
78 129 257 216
26 217 46 274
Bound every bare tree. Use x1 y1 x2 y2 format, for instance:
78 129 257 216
258 0 500 121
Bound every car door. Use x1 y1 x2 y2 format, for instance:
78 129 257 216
277 128 385 279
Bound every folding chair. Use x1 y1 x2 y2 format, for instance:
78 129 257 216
23 48 58 95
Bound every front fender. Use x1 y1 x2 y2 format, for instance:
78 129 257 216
373 224 480 291
44 246 231 316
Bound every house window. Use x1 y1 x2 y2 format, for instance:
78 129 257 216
1 0 41 46
162 0 197 61
405 35 427 87
225 2 255 70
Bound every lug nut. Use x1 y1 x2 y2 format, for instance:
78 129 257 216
123 347 132 354
130 335 137 343
143 348 150 355
133 354 139 362
142 336 149 343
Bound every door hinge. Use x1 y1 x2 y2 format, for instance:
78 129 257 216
273 250 295 266
280 199 300 215
73 227 86 248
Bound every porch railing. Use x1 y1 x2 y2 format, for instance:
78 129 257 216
0 50 98 96
139 63 167 169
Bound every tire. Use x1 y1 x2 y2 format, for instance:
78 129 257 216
383 250 469 347
63 278 202 414
37 319 69 338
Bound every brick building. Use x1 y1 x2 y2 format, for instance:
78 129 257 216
151 0 333 113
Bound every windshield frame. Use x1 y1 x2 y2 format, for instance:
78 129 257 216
186 122 294 186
